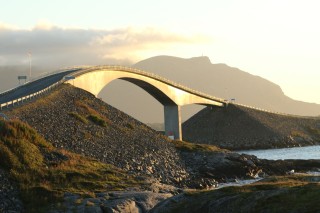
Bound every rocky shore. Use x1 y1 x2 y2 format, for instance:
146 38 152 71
1 84 320 212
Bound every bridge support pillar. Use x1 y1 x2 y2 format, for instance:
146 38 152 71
164 104 182 140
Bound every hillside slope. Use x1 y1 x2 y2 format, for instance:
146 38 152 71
2 84 320 212
0 118 140 212
6 84 187 186
183 104 320 150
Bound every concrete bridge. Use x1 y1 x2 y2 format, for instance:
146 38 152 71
65 66 227 140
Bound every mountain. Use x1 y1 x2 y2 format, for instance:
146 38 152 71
134 56 320 116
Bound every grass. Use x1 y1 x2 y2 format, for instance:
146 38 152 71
291 129 308 138
0 118 141 212
171 140 229 153
87 114 107 127
73 100 111 127
68 112 88 124
306 126 320 138
166 175 320 213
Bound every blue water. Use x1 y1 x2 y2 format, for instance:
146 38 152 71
238 145 320 160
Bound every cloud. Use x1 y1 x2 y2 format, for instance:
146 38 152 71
0 23 204 68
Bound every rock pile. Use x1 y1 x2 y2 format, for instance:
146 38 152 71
7 84 188 186
0 169 24 213
183 104 320 150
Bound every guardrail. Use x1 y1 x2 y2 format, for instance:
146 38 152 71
0 81 61 110
0 66 88 97
0 66 87 111
232 102 318 119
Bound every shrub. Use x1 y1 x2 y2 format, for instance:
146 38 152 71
87 114 107 127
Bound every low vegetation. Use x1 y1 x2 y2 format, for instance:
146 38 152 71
87 114 107 127
160 175 320 213
306 126 320 138
0 118 141 212
68 112 88 124
171 140 229 153
74 100 111 127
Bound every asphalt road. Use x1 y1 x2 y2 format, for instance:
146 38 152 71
0 69 79 104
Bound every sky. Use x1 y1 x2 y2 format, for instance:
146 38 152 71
1 0 320 104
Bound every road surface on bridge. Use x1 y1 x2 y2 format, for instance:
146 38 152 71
0 69 79 104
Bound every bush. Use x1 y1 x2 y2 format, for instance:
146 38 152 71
87 114 107 127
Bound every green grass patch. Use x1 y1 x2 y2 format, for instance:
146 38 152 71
73 101 111 127
171 140 228 153
306 126 320 138
291 129 308 138
68 112 88 124
0 119 141 212
87 114 107 127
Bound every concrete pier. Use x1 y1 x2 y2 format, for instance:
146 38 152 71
164 104 182 140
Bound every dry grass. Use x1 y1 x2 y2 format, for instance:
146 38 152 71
0 118 141 212
68 112 88 124
171 140 229 153
168 175 320 213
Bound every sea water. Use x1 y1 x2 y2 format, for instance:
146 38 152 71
238 145 320 160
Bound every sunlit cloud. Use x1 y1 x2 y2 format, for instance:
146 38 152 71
0 23 208 68
33 20 56 30
0 22 18 30
93 27 210 61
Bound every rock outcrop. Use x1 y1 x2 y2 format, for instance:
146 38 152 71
48 191 172 213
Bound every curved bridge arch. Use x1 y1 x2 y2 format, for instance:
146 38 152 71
66 66 226 140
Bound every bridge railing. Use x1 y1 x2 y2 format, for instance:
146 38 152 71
68 65 227 104
231 102 318 119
